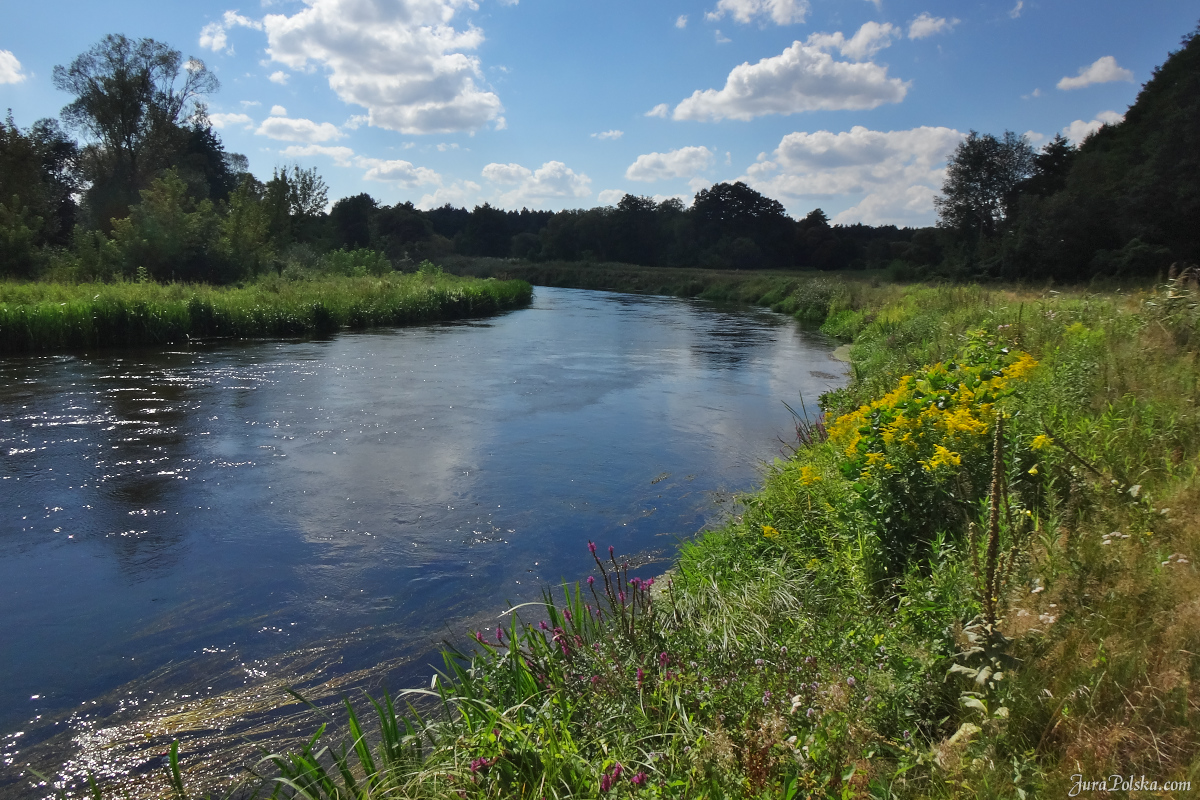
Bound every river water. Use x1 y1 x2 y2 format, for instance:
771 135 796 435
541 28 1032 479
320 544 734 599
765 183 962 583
0 287 845 795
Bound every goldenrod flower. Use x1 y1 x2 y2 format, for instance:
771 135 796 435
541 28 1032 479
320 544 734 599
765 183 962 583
1030 434 1053 450
798 465 822 486
762 525 780 538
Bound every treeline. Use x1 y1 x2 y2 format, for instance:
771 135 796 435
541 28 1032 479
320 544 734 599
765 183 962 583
937 23 1199 281
2 24 1197 285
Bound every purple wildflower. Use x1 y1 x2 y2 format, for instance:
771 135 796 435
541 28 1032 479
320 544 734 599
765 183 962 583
474 630 484 643
588 541 596 555
637 667 644 688
612 763 623 780
631 772 648 786
763 691 772 705
496 627 503 643
609 545 614 557
806 708 816 718
540 621 549 630
847 676 856 688
619 591 626 604
587 575 595 586
659 652 669 669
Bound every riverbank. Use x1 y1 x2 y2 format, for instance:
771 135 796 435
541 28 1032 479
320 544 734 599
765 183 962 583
0 270 533 354
45 279 1200 798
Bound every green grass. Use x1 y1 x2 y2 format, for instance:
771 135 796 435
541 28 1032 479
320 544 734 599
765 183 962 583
44 277 1200 799
0 270 533 354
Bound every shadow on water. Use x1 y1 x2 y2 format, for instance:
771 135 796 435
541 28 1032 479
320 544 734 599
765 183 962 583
0 287 846 798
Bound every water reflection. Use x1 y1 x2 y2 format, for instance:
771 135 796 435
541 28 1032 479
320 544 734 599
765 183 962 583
0 288 845 797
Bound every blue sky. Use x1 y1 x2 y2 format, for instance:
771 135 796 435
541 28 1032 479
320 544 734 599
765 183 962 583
1 0 1195 225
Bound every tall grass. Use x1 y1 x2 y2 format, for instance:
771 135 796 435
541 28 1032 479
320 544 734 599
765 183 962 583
0 272 532 354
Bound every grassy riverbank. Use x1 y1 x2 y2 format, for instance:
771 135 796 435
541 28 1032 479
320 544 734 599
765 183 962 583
51 277 1200 799
438 256 893 312
0 269 533 354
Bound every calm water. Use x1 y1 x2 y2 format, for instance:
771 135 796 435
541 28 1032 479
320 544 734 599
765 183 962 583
0 287 845 794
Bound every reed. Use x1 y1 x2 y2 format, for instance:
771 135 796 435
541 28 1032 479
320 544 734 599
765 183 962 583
0 272 533 354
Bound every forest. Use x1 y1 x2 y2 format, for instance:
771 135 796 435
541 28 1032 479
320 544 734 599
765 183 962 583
2 26 1196 285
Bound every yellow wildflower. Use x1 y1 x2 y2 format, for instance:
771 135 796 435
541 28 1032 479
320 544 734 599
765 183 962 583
921 445 962 472
762 525 780 538
865 451 885 466
1030 434 1053 450
798 465 822 486
1004 352 1039 380
1028 465 1039 476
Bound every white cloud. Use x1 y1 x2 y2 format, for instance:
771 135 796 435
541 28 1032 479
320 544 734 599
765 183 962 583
863 0 881 8
200 23 229 52
241 99 262 107
676 14 688 29
344 114 370 129
705 0 809 26
808 21 898 61
417 180 481 209
268 70 289 84
481 162 531 184
625 146 715 182
1024 130 1046 144
1057 56 1134 90
1009 1 1023 19
270 104 287 116
0 50 28 84
263 0 503 134
257 114 345 142
208 112 256 129
493 116 507 130
590 129 624 140
282 144 357 166
646 103 671 118
715 29 732 44
673 38 908 121
482 160 592 207
436 142 460 151
745 125 963 225
907 13 958 39
199 10 264 53
1063 110 1123 143
358 157 442 186
597 189 627 205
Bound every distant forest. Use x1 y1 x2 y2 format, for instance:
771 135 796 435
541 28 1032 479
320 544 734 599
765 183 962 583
2 23 1197 284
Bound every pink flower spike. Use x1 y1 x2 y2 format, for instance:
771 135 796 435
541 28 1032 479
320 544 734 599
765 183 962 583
587 576 595 586
496 627 503 642
659 652 669 668
609 545 614 557
588 541 597 554
632 772 648 786
539 621 549 630
637 667 644 688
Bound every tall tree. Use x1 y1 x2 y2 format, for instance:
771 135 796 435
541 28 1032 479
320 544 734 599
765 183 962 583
935 131 1035 241
53 34 218 226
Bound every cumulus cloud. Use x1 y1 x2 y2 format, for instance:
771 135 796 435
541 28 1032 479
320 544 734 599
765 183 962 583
597 189 627 205
281 144 357 166
359 157 441 186
705 0 809 26
256 113 345 142
208 112 256 129
200 10 264 53
0 50 27 84
745 125 963 225
417 180 481 210
673 37 908 121
1062 110 1123 143
591 129 624 140
482 160 592 207
270 105 287 116
263 0 503 134
808 21 898 61
908 13 958 39
676 14 688 28
269 70 289 84
646 103 671 118
1057 56 1134 90
625 146 715 182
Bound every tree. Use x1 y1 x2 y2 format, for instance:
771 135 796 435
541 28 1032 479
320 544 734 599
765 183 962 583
330 193 377 249
691 181 793 267
935 131 1035 241
53 34 218 225
0 113 80 249
264 164 329 245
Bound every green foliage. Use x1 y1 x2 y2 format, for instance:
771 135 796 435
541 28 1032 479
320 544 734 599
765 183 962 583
109 169 220 281
0 272 533 353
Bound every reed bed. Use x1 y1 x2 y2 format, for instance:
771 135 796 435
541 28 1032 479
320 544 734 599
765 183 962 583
0 273 533 354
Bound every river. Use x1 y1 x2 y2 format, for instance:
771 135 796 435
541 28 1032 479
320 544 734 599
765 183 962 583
0 286 845 796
